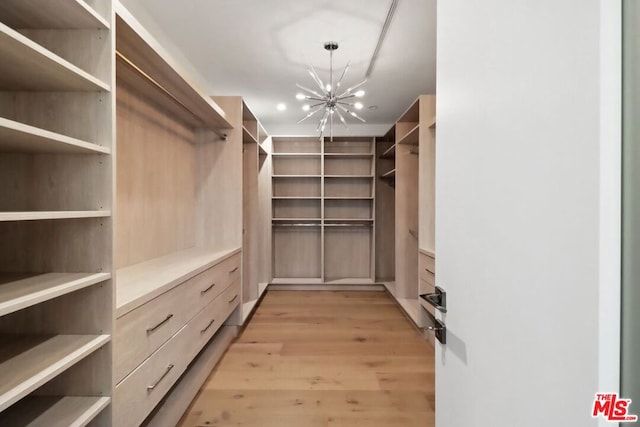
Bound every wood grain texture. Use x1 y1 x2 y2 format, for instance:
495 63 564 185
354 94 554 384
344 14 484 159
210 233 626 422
116 82 196 268
418 95 436 254
178 291 434 427
0 0 109 30
0 395 110 427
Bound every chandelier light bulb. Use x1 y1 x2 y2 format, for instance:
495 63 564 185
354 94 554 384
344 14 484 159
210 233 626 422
354 102 363 110
296 93 306 100
326 83 332 92
355 90 365 97
302 104 310 111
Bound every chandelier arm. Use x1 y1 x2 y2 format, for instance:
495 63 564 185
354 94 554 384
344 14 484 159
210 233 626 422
336 95 356 101
317 109 330 132
296 83 324 99
337 79 367 98
335 61 350 91
297 104 326 124
305 97 327 102
335 108 349 129
336 104 366 123
309 65 327 93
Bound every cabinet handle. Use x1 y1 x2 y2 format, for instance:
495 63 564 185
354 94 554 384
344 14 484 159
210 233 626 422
146 314 173 334
229 266 239 274
201 283 216 295
228 294 238 304
147 364 174 392
424 267 435 275
200 319 215 334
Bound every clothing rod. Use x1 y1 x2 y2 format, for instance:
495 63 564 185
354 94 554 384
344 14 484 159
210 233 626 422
325 223 373 227
115 51 228 140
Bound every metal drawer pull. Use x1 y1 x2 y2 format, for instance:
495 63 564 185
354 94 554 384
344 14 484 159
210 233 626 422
228 294 238 304
147 364 174 392
424 267 435 275
420 286 447 313
229 266 239 274
201 283 216 295
146 314 173 334
200 319 215 334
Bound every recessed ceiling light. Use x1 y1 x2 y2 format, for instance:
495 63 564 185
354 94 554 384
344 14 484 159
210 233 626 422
276 103 287 111
368 105 378 110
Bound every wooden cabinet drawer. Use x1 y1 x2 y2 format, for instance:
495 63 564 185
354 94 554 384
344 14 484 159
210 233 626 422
419 252 435 285
115 285 187 384
114 324 191 427
186 279 240 359
185 253 241 319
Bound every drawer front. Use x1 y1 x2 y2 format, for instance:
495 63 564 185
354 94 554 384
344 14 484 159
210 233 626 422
419 253 435 285
114 324 191 427
186 278 242 363
185 253 241 319
115 285 187 383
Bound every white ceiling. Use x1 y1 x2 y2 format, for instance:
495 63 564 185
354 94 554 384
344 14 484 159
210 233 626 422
118 0 437 136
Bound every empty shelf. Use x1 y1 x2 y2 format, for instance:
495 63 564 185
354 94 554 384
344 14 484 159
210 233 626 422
397 124 419 145
0 272 110 317
242 126 258 144
116 247 241 316
270 278 323 285
380 169 396 179
0 0 109 30
0 334 110 412
323 153 374 157
0 118 110 154
271 153 321 157
0 396 110 427
115 8 232 133
258 144 268 156
379 144 396 159
0 211 111 222
0 22 109 91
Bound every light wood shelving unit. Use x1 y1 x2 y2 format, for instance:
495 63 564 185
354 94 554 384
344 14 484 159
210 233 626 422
113 5 255 425
0 1 115 425
375 126 396 283
382 95 437 329
271 136 376 286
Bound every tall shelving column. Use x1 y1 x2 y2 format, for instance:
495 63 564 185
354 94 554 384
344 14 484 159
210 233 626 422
376 126 396 283
271 137 323 284
0 0 115 425
323 137 376 284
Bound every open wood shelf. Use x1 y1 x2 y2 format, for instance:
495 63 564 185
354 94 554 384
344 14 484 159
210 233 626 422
0 0 109 30
272 218 322 221
0 22 110 91
324 278 376 285
397 124 420 145
115 6 232 134
0 117 110 154
273 197 322 200
0 334 110 412
379 144 396 159
427 116 436 129
116 247 240 317
380 169 396 179
324 197 374 200
258 144 268 156
0 272 110 317
272 174 322 178
242 126 259 145
324 175 374 178
271 153 322 157
323 153 374 158
0 396 110 427
0 211 111 222
270 278 323 285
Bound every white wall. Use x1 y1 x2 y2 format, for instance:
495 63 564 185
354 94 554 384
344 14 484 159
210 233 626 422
435 1 620 426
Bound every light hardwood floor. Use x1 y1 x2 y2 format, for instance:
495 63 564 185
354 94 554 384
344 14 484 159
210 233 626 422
179 290 435 427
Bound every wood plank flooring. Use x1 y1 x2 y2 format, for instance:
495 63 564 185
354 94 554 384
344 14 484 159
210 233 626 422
179 291 435 427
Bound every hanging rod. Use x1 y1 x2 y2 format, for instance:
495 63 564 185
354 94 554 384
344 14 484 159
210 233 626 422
325 223 373 227
116 51 228 141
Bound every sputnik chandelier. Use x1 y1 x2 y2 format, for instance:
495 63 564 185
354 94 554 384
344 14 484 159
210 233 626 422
295 41 367 141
